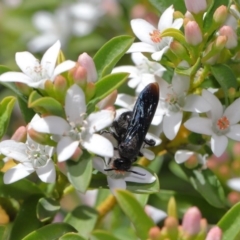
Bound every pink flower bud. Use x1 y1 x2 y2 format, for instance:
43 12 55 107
54 75 67 94
85 82 96 102
182 207 201 236
206 226 222 240
11 126 27 142
78 53 98 82
185 21 202 46
15 82 32 96
219 26 238 49
148 226 161 240
184 0 207 14
213 5 228 25
97 90 117 109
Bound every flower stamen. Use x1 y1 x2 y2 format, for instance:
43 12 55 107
149 30 162 43
217 116 230 130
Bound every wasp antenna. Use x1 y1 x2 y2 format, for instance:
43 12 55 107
104 168 115 172
128 170 146 176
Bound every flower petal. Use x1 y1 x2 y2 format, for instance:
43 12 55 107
0 140 27 162
172 74 190 95
163 111 182 140
124 166 156 183
226 124 240 141
15 51 39 77
131 19 156 45
172 18 184 29
53 60 76 79
4 164 34 184
41 40 60 76
184 117 213 135
211 134 228 157
183 95 211 113
127 42 156 54
107 177 126 194
227 178 240 191
92 157 106 174
57 137 79 162
224 98 240 124
87 110 115 133
36 159 56 183
158 5 174 31
175 150 194 164
141 148 155 160
202 90 223 121
151 46 169 61
31 116 70 135
131 52 148 65
81 134 114 158
115 94 135 109
65 84 86 123
0 72 32 84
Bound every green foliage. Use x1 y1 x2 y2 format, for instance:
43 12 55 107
91 230 120 240
93 36 134 78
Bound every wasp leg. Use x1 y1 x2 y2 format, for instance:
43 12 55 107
144 138 156 146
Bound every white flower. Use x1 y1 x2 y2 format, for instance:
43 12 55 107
184 90 240 157
112 53 166 94
93 154 156 194
127 5 183 61
175 150 208 168
227 178 240 192
31 84 114 162
0 41 76 89
0 115 55 184
159 75 211 140
145 205 167 223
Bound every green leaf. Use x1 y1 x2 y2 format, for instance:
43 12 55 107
18 96 35 123
218 202 240 240
180 166 226 208
9 195 44 240
37 197 60 222
66 151 92 193
148 0 186 13
95 72 129 100
93 35 134 78
115 190 155 240
0 96 16 139
0 65 10 74
0 224 12 240
162 66 174 84
0 197 18 221
22 223 77 240
0 172 43 200
64 205 98 238
210 64 238 105
91 230 120 240
28 92 65 117
60 233 86 240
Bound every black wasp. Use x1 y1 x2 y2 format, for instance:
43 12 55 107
104 82 159 175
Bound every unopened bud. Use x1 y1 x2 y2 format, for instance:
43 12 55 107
228 191 240 205
73 65 87 88
28 128 55 146
182 207 201 236
185 154 198 168
219 26 238 49
167 197 178 219
11 126 27 142
71 147 83 161
170 41 191 62
164 216 179 239
233 142 240 156
214 35 227 50
54 75 67 103
173 11 184 19
15 82 32 96
85 82 96 102
44 80 54 96
184 0 207 14
206 226 222 240
185 11 194 20
78 52 98 82
185 21 202 46
148 226 161 240
213 5 228 25
97 90 117 109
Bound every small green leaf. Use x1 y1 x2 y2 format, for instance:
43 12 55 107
94 72 129 101
0 224 12 240
37 197 60 222
64 205 98 238
115 190 155 240
18 96 35 123
218 202 240 240
22 223 77 240
66 150 92 193
60 233 86 240
0 172 43 200
28 92 65 117
180 166 226 208
93 35 134 78
0 65 11 74
148 0 186 13
162 66 174 84
9 195 44 240
0 96 16 139
91 230 120 240
210 64 238 105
